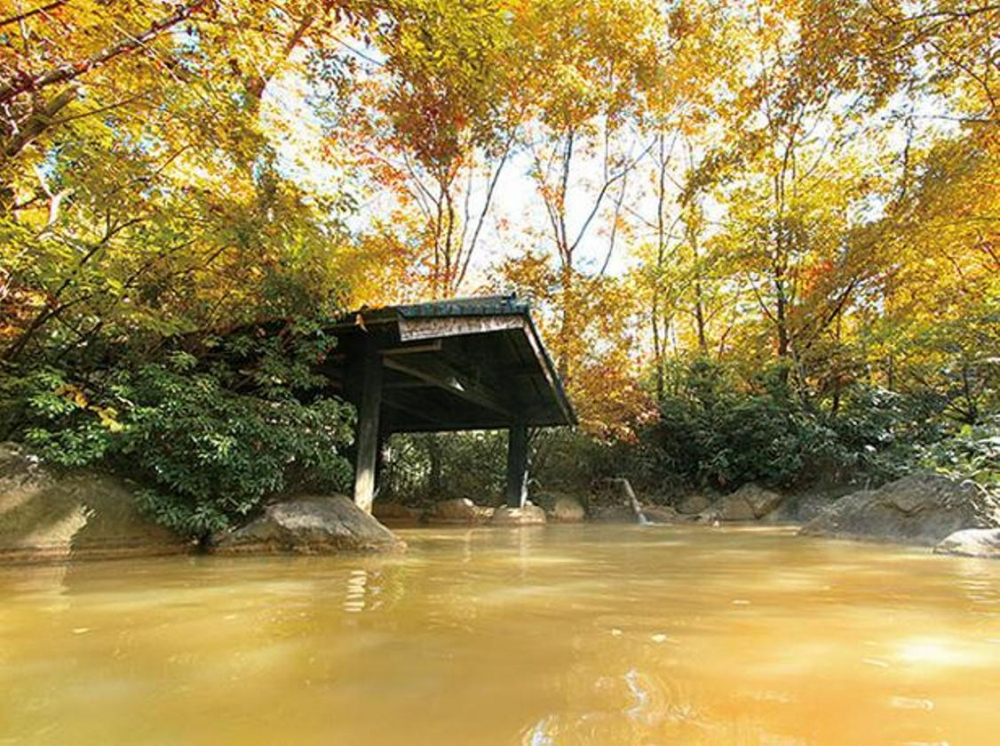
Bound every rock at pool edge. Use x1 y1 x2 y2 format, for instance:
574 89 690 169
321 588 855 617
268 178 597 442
934 528 1000 559
214 495 405 554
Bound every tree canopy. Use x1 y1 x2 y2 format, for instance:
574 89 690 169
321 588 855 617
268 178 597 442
1 0 997 509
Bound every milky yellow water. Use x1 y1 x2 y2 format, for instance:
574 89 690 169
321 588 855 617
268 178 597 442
2 524 1000 745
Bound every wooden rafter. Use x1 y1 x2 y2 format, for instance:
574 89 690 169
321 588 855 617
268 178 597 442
382 356 513 418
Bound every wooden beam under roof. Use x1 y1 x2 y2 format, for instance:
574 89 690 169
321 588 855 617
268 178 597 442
381 340 443 356
382 355 513 418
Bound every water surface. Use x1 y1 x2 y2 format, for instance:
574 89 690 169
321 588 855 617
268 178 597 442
2 524 1000 744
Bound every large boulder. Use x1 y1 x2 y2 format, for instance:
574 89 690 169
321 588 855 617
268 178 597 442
719 484 784 521
0 443 190 563
426 498 493 524
547 495 586 523
693 508 722 525
589 504 642 522
214 495 404 554
767 489 849 524
492 502 547 526
676 493 714 515
640 505 680 523
800 474 999 546
934 528 1000 559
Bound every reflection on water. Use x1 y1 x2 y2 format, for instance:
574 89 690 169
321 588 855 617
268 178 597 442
1 524 1000 744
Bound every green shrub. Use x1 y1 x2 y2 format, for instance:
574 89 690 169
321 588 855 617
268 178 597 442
920 417 1000 492
0 319 356 539
648 359 948 490
118 363 354 538
383 431 506 503
7 368 118 467
530 428 654 492
381 428 654 504
343 357 994 507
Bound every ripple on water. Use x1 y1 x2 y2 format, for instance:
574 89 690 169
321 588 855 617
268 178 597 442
2 525 1000 745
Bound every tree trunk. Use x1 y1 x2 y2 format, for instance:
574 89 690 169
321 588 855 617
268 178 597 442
651 294 664 401
557 262 573 381
427 434 443 496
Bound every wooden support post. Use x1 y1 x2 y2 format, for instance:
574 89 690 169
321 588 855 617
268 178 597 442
352 342 383 514
506 423 528 508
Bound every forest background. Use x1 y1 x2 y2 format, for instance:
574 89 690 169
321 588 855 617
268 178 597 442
1 0 996 536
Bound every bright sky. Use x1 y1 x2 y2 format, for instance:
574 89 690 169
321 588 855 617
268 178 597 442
260 39 959 298
262 61 649 291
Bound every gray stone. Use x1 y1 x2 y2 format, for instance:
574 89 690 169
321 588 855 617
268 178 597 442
768 490 847 523
934 528 1000 559
676 493 713 515
373 501 421 522
640 505 680 523
547 495 586 523
800 473 999 546
693 508 722 525
492 502 547 526
590 504 641 522
720 484 784 521
720 494 756 521
0 442 190 563
426 498 493 523
214 495 404 554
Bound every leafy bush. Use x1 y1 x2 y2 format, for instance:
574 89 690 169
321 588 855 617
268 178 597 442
381 428 653 504
647 359 948 490
530 428 656 492
360 357 994 508
4 368 119 467
826 385 946 482
920 417 1000 492
383 431 506 503
0 319 356 539
119 364 354 537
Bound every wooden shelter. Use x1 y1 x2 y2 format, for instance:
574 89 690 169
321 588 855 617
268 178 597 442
324 295 576 513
